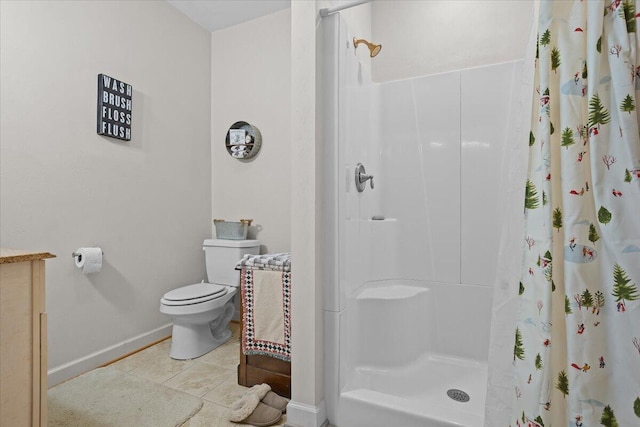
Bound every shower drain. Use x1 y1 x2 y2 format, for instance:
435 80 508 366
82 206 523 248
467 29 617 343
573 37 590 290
446 389 470 403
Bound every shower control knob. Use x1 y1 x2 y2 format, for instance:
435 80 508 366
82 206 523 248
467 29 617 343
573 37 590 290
355 163 374 192
361 173 374 189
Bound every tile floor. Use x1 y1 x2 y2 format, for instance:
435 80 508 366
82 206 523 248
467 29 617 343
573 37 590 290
108 322 287 427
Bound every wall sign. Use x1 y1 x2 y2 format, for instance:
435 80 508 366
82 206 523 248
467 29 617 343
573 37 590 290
97 74 132 141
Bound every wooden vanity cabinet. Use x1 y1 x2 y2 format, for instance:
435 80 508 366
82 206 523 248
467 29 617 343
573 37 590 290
0 249 55 427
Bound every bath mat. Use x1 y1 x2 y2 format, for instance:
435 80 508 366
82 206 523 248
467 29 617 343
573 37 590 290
48 366 203 427
241 269 291 361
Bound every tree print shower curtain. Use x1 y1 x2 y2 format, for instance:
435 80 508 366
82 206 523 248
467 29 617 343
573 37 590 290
513 1 640 426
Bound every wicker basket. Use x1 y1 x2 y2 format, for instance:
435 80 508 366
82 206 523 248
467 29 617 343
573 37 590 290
213 219 253 240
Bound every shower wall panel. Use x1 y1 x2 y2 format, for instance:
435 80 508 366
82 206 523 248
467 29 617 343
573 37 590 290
322 13 525 426
460 62 522 287
322 14 383 313
378 74 461 283
323 15 523 310
342 60 383 302
374 62 521 287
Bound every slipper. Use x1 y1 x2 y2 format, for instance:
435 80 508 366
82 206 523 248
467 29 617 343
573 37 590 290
246 383 272 400
240 402 282 426
229 393 261 423
261 391 289 413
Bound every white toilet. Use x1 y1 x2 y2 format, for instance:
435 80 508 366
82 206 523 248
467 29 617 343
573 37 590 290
160 239 259 360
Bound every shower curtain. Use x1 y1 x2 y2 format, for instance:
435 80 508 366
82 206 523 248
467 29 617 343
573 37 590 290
510 1 640 426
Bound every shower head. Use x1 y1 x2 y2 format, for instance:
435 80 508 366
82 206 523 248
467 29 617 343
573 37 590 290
353 37 382 58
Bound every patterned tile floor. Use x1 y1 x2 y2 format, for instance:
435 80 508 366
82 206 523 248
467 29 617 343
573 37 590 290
108 322 287 427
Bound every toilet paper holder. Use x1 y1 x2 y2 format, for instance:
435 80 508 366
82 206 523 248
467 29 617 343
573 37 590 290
72 250 104 260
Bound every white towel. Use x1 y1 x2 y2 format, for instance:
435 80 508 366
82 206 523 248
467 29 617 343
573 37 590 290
253 271 285 345
241 269 291 361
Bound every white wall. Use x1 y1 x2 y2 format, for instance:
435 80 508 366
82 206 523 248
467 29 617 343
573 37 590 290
210 9 291 254
288 2 374 426
287 3 373 426
372 0 534 81
289 1 323 425
0 0 212 384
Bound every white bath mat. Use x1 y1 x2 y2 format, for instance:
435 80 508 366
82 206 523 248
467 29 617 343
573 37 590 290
48 366 203 427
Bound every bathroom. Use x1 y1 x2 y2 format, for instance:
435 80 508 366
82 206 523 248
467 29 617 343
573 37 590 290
4 1 638 427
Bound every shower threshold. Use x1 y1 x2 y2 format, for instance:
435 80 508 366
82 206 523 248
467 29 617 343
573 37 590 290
338 354 487 427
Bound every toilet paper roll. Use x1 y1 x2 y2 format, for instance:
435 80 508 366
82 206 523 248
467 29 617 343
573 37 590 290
74 247 102 274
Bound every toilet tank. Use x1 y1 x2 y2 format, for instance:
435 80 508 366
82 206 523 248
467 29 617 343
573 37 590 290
203 239 260 286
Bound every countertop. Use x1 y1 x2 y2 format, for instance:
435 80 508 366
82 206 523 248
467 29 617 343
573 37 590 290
0 248 56 264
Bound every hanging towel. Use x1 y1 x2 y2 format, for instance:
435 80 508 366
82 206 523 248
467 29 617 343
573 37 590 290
241 269 291 361
236 252 291 272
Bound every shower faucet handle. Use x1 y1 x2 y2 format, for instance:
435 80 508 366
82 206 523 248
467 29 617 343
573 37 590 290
355 163 374 192
360 173 374 189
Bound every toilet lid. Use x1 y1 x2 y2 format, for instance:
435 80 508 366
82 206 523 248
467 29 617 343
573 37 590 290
162 283 227 306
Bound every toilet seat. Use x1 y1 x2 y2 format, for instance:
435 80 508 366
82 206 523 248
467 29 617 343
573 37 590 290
161 282 228 306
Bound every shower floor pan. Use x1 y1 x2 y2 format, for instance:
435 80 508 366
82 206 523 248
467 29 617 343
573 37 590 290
339 354 487 427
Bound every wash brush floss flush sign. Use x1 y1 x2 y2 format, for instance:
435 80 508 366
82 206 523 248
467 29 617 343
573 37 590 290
97 74 132 141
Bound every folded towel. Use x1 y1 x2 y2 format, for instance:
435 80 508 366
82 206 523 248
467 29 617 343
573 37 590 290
236 252 291 272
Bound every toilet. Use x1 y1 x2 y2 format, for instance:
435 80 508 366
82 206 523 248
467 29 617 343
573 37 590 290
160 239 259 360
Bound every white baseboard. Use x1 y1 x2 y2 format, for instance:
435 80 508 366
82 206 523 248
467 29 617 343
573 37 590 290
285 399 328 427
48 323 172 387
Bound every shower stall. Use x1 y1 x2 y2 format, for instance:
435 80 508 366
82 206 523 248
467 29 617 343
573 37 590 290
321 11 525 427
